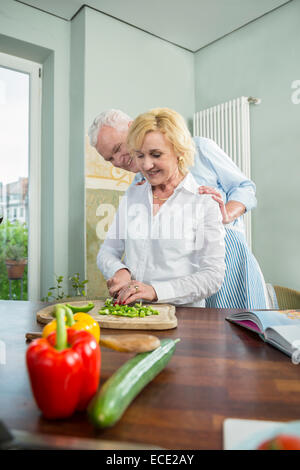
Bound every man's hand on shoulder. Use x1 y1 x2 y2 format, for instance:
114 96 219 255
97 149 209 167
198 185 229 224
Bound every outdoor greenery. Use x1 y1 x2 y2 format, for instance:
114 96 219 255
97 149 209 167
5 244 27 261
0 220 28 300
0 220 88 301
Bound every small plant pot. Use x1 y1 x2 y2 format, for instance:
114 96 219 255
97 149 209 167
5 259 27 280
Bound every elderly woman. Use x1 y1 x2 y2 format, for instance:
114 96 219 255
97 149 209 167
131 137 269 309
97 108 226 306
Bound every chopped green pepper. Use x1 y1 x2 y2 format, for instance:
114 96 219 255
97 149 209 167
98 298 159 318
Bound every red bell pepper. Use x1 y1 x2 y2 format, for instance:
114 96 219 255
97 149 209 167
26 304 101 419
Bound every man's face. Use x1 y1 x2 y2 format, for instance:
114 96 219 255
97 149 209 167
96 125 139 173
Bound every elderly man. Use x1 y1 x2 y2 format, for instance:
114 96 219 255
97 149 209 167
89 109 269 309
88 109 137 173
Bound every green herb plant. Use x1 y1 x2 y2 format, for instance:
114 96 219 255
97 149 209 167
42 275 66 302
69 272 88 297
42 273 89 302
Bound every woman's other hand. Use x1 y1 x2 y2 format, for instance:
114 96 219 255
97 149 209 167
107 268 131 298
115 281 158 305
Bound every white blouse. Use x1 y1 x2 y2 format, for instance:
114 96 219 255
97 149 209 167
133 137 257 233
97 172 226 307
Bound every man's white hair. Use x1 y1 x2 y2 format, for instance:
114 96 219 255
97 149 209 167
88 109 132 148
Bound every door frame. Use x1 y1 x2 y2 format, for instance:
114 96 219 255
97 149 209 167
0 52 42 301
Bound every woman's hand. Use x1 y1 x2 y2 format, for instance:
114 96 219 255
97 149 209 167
107 268 131 298
115 280 158 305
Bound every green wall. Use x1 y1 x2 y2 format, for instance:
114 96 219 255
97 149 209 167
194 0 300 290
84 8 195 128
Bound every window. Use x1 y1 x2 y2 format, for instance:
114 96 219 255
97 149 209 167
0 52 42 300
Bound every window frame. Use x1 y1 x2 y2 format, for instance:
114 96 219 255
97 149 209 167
0 52 42 301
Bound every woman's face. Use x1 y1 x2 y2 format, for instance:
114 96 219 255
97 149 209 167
134 131 180 185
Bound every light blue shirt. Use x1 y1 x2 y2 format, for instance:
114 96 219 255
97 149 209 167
132 136 257 232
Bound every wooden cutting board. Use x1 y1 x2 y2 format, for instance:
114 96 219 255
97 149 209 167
36 300 177 330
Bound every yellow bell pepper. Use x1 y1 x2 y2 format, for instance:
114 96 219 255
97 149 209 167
43 311 100 343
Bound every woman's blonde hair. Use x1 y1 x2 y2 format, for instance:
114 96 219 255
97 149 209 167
127 108 195 175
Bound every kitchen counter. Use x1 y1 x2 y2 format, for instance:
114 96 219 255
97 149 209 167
0 300 299 450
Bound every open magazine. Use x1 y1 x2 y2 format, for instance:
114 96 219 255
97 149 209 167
226 310 300 358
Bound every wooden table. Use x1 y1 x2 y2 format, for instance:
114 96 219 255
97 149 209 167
1 300 300 450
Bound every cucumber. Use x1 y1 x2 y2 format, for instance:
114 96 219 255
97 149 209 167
87 338 180 428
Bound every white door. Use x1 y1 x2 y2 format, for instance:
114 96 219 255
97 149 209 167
0 52 42 301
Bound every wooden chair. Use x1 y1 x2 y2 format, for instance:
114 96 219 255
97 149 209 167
273 285 300 309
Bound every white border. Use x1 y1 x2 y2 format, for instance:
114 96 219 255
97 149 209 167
0 52 42 301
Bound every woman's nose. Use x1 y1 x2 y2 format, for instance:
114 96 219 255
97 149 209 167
141 157 154 171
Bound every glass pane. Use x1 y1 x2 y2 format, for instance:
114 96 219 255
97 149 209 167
0 67 29 300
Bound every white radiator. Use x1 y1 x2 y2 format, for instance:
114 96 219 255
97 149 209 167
193 96 259 248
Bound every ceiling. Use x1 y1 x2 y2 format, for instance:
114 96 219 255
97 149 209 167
15 0 291 51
